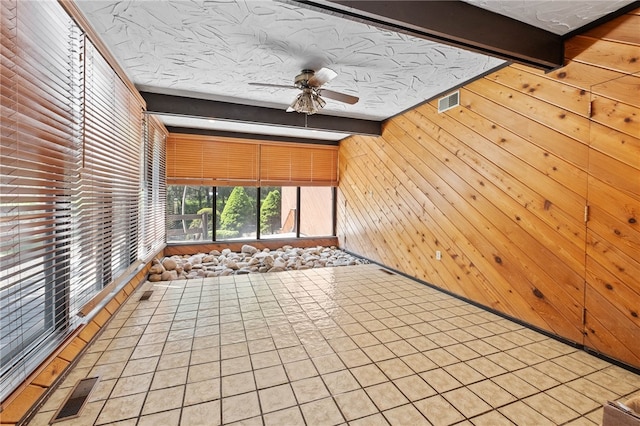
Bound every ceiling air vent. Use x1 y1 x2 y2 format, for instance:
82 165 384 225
438 91 460 113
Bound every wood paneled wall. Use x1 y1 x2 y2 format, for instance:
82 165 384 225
337 9 640 368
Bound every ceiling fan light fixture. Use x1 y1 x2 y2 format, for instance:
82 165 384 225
291 88 326 115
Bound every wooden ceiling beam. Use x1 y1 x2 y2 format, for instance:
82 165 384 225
141 92 382 137
292 0 564 70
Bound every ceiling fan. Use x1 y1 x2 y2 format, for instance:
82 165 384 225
249 68 359 115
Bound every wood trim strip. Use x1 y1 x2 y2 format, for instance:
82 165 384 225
57 0 146 108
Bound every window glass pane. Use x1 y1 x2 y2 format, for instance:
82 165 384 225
166 186 213 242
260 186 296 238
216 186 257 240
300 187 334 237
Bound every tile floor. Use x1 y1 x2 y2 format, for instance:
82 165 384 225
29 264 640 425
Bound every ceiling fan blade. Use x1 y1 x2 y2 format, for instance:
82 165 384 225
308 67 337 87
319 89 359 105
249 82 296 90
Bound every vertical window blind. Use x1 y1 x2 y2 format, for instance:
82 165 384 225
166 134 339 187
0 1 166 401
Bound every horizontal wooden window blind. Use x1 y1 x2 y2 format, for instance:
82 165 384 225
141 115 167 259
0 0 166 402
260 143 338 186
167 133 259 186
0 0 81 400
167 134 339 187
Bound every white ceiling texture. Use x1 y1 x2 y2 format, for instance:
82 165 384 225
76 0 636 142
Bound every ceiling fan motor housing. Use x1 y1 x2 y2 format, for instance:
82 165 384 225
295 70 316 88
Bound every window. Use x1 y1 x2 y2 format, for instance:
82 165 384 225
261 186 294 239
300 186 335 237
216 187 257 240
166 185 335 242
166 186 213 242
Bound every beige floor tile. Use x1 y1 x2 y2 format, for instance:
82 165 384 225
111 373 154 398
534 361 579 382
393 375 436 401
334 389 379 421
328 336 359 352
222 371 256 397
470 410 515 425
491 374 538 399
184 377 221 405
188 361 221 383
348 413 390 426
222 391 261 423
322 370 361 395
545 385 600 414
190 347 221 365
564 415 599 425
444 363 485 385
366 382 409 411
377 359 413 379
291 376 330 403
136 332 168 347
464 340 499 356
514 366 561 391
163 337 195 354
263 406 306 426
258 383 297 413
400 353 438 373
420 368 463 393
465 357 507 378
138 409 181 426
121 356 160 377
254 365 288 389
386 340 418 357
443 387 492 418
87 378 117 403
363 344 396 362
312 353 346 374
182 400 221 426
424 348 460 367
221 355 252 376
130 343 164 360
157 351 190 371
499 401 555 426
300 397 345 425
486 352 527 372
337 348 372 368
523 392 580 424
406 336 438 352
383 404 430 425
445 344 479 361
567 378 617 405
284 358 318 380
278 345 309 363
220 342 249 359
351 364 389 387
141 385 184 415
95 393 146 424
150 366 187 390
468 379 516 408
414 394 465 426
585 370 640 396
250 350 281 369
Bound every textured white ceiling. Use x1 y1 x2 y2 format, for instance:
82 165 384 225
76 0 634 138
76 0 505 121
463 0 636 35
